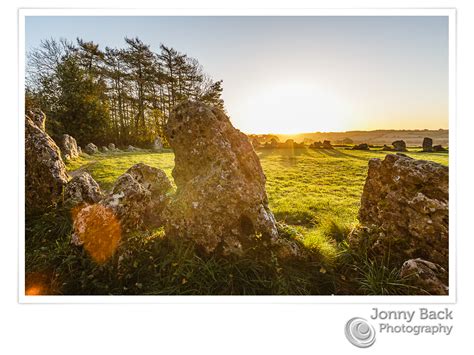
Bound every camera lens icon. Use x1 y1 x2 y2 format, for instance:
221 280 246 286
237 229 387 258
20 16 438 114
345 317 376 348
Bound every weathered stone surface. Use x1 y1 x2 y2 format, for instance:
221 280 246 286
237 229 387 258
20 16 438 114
97 163 171 232
350 154 448 268
126 163 172 197
101 146 109 153
61 134 80 160
25 115 69 213
381 144 393 151
100 173 152 232
64 171 102 207
422 137 433 152
251 137 260 149
352 143 370 150
78 146 82 155
392 140 407 152
108 143 116 151
152 137 163 151
85 143 98 155
163 101 282 255
71 163 172 247
26 110 46 131
400 258 448 295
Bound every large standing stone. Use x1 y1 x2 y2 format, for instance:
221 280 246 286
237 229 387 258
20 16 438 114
25 115 69 213
350 154 448 268
163 101 281 255
61 134 80 160
392 140 407 152
422 137 433 152
85 143 98 155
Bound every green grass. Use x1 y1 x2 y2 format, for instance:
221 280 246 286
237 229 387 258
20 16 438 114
66 150 176 191
27 147 447 295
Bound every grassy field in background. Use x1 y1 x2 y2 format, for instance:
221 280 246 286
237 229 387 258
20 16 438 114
65 147 449 265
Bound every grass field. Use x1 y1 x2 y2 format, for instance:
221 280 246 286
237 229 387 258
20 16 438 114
26 147 448 295
66 147 448 264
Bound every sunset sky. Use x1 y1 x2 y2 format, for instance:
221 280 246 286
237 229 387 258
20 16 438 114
25 16 449 134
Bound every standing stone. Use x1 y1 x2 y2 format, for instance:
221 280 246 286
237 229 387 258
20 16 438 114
422 137 433 152
127 145 140 152
283 139 295 148
101 146 109 153
108 143 116 151
153 137 163 152
72 163 172 241
61 134 80 159
322 140 334 149
25 115 69 213
85 143 98 155
352 143 370 150
392 140 407 152
309 141 323 149
163 101 282 255
64 171 103 207
433 145 448 152
270 138 279 148
350 154 448 268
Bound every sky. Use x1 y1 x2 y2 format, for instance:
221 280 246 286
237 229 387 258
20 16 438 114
25 16 449 134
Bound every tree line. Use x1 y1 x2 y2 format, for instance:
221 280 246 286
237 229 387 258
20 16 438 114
26 37 225 147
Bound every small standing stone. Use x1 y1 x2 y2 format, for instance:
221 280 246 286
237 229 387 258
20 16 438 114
392 140 407 152
85 143 98 155
422 137 433 152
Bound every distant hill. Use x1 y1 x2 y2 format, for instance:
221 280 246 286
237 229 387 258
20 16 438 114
272 129 449 147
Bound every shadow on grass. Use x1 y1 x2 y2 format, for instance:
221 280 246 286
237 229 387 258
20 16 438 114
317 148 371 161
257 147 314 167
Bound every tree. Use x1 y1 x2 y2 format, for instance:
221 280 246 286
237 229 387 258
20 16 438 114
55 55 109 145
26 37 226 147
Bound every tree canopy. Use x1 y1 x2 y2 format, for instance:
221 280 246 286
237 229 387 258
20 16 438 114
26 37 225 147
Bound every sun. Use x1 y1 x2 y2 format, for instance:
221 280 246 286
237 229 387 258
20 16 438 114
234 82 350 134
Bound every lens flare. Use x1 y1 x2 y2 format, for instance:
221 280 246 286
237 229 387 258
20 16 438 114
72 204 121 263
25 272 50 295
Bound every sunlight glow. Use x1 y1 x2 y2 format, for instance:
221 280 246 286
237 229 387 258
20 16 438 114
236 82 350 134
